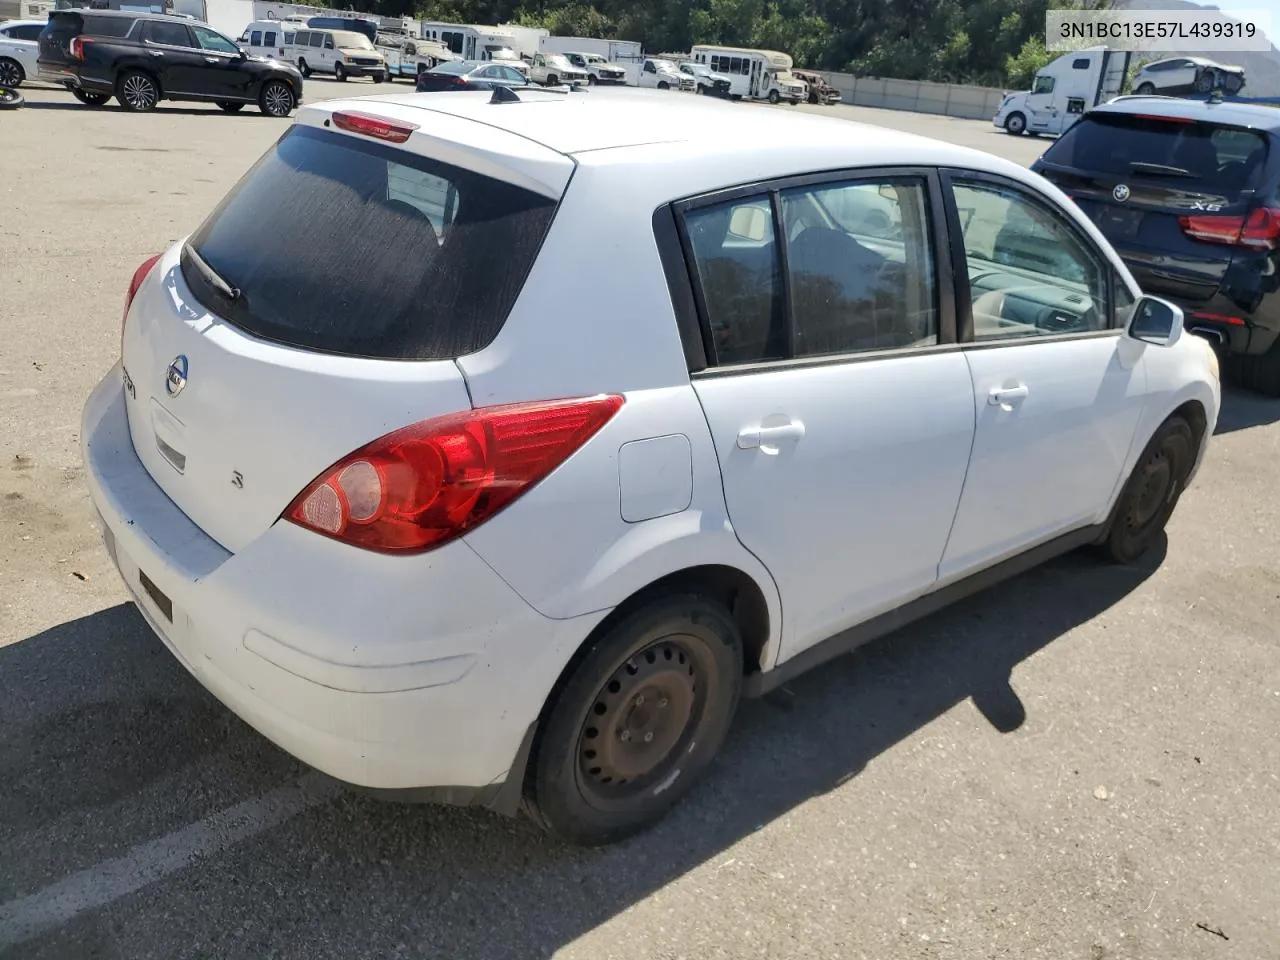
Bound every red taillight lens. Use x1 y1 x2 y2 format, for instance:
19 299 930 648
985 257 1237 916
1180 207 1280 250
122 253 162 354
69 36 92 60
331 110 418 143
284 394 625 553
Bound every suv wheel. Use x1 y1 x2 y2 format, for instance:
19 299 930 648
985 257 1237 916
117 71 159 112
297 58 311 78
1004 111 1027 135
258 80 296 118
1099 415 1195 564
0 57 23 89
1233 340 1280 397
523 593 743 847
71 88 110 106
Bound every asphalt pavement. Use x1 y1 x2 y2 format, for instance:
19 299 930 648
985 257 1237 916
1 79 1277 960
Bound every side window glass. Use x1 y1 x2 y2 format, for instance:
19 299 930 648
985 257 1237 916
283 31 294 44
264 31 276 46
323 34 334 50
1032 75 1055 94
310 33 323 48
781 178 938 356
193 26 239 54
952 180 1109 340
684 196 786 365
250 30 261 45
144 21 192 47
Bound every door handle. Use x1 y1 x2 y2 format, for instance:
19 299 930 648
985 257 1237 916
204 56 218 63
737 421 805 450
149 50 163 56
988 384 1029 406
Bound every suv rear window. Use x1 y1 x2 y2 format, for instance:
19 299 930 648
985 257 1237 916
182 125 559 361
47 11 135 38
1045 113 1269 199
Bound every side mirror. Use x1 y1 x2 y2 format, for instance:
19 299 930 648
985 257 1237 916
1127 295 1183 347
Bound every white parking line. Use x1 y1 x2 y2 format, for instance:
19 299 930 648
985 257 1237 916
0 772 339 950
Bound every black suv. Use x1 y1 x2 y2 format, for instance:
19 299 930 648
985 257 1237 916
37 9 302 116
1032 96 1280 395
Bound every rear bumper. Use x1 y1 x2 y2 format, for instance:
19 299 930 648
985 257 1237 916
81 364 606 796
1164 290 1280 358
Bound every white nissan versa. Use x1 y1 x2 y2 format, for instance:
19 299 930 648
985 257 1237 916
83 87 1220 847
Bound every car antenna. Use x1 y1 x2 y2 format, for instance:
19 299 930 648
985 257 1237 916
489 85 521 104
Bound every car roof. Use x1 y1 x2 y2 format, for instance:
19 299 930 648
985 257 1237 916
1092 95 1280 132
52 7 191 21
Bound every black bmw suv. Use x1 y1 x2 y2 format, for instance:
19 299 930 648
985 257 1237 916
1033 97 1280 396
37 9 302 116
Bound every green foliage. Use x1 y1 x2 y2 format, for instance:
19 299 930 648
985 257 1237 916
393 0 1115 87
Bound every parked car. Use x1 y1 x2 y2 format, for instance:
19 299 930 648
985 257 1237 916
87 91 1219 849
527 52 588 87
1132 56 1245 97
678 60 731 97
1033 96 1280 395
286 28 388 82
0 18 43 88
414 59 528 92
562 51 626 85
37 9 301 114
793 69 841 105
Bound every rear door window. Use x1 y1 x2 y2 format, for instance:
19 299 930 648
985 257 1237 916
181 125 559 361
142 21 194 47
1044 114 1269 199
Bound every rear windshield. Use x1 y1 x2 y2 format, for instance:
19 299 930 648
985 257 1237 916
182 125 559 360
48 11 135 37
1043 113 1269 198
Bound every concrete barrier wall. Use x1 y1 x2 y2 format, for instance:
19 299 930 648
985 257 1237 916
823 72 1007 121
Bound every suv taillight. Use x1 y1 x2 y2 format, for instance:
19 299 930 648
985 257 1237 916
69 35 91 60
122 254 162 355
284 395 625 554
1179 206 1280 250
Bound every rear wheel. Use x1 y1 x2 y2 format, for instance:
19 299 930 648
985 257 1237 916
1194 69 1215 93
1099 416 1195 564
297 58 311 78
216 100 244 112
524 594 743 847
0 57 23 89
71 88 110 106
117 71 159 112
1004 111 1026 135
1233 340 1280 397
258 79 295 118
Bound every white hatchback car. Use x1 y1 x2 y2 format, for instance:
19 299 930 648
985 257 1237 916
83 88 1220 846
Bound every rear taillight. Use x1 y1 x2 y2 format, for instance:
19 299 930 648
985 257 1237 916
284 394 625 553
331 110 418 143
69 36 91 60
1179 206 1280 250
122 253 162 355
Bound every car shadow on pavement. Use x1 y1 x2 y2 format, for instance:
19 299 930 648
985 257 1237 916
0 538 1164 959
17 101 256 116
1213 383 1280 435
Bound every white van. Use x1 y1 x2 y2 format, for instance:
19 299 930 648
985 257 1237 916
690 45 807 104
286 27 390 83
237 19 304 61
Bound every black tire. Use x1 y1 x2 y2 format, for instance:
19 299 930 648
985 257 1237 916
0 57 23 89
71 88 111 106
546 73 558 86
0 86 22 109
768 89 780 104
656 80 669 90
1099 416 1196 564
258 79 295 118
1004 111 1026 135
297 58 311 78
216 100 244 112
1194 69 1214 93
524 594 743 847
1135 82 1155 95
1222 73 1243 95
334 63 346 82
117 71 159 112
587 73 596 85
1233 340 1280 397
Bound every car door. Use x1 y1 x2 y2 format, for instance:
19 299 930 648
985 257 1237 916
1025 73 1057 132
680 171 977 660
188 25 251 100
1165 58 1197 90
138 20 202 95
320 32 336 71
937 171 1146 581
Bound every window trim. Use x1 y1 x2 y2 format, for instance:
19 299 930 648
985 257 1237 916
939 167 1119 346
668 165 956 377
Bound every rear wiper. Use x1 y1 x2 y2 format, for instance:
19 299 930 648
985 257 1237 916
183 242 240 302
1129 161 1193 177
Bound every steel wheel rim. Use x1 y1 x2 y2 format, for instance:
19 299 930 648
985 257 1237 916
264 83 291 116
0 61 19 87
575 637 709 809
124 75 155 109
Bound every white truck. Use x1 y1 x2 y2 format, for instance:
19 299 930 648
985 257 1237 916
377 34 456 81
993 46 1132 137
637 56 693 92
527 51 589 87
688 45 806 103
559 51 628 85
539 35 643 65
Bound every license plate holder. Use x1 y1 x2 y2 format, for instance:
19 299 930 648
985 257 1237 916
138 569 173 623
1094 206 1144 239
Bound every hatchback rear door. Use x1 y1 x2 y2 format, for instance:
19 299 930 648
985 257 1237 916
1035 112 1270 308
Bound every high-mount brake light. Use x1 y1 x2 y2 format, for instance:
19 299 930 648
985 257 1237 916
284 395 625 554
1132 113 1194 124
122 253 162 356
330 110 418 143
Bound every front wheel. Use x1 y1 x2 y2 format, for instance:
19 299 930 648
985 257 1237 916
216 100 244 112
258 79 296 118
524 594 743 847
1003 111 1026 135
0 57 23 89
656 80 669 90
1099 416 1195 564
117 71 159 112
334 63 346 82
1135 81 1155 95
767 89 780 104
1194 69 1215 93
71 88 110 106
